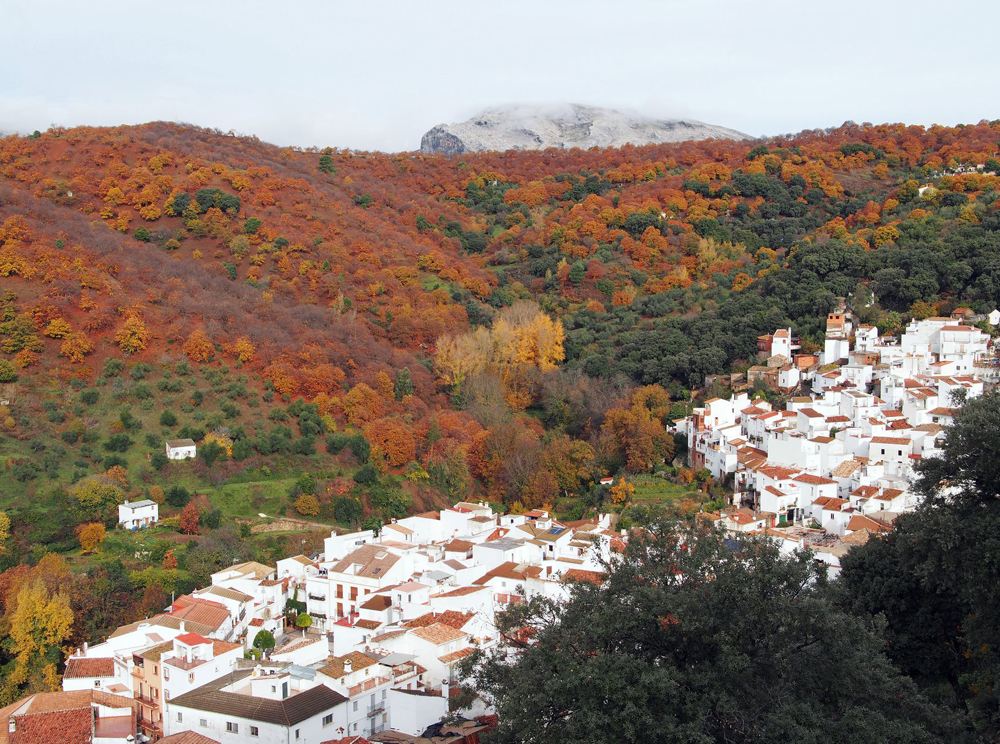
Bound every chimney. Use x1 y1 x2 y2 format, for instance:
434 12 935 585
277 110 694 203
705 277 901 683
179 621 186 633
344 659 352 673
83 642 88 653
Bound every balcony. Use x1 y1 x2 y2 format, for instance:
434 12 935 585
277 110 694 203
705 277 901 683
367 702 385 717
308 594 326 602
135 693 159 708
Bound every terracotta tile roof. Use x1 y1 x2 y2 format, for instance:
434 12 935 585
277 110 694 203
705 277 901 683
562 569 605 585
110 614 213 639
851 486 879 499
436 585 485 598
826 415 851 423
371 629 407 644
444 539 474 553
383 522 413 535
354 619 382 630
213 640 241 657
820 498 849 512
410 622 468 645
871 436 911 445
159 733 220 744
170 597 231 630
319 651 380 679
176 632 212 646
756 465 801 481
360 594 392 611
330 545 400 579
438 647 475 664
794 474 838 486
196 585 253 603
273 637 321 656
227 561 276 580
847 515 891 533
928 407 956 416
472 561 532 586
831 460 861 478
799 408 823 418
403 611 474 630
877 488 905 500
0 691 135 744
63 657 114 679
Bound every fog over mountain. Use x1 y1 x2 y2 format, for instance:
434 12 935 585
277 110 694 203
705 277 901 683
420 103 750 154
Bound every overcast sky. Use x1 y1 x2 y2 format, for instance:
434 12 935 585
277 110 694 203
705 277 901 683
3 0 998 152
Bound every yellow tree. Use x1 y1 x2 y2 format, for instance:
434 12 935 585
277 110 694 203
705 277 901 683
76 523 106 552
4 579 73 700
610 477 635 505
343 383 383 427
43 318 72 338
115 314 150 355
60 332 93 363
183 328 215 362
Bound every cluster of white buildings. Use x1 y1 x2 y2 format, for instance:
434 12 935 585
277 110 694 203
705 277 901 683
677 310 995 575
59 503 623 743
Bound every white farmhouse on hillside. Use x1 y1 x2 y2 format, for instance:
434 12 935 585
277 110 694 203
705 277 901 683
118 499 159 530
166 438 197 460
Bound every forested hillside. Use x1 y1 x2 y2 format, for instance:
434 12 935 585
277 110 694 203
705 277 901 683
0 118 999 705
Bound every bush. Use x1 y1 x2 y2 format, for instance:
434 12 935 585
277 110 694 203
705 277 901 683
103 433 133 452
0 360 16 383
353 463 379 485
134 227 151 242
151 452 169 471
244 217 262 234
80 390 99 405
160 410 178 427
130 363 152 381
165 486 190 507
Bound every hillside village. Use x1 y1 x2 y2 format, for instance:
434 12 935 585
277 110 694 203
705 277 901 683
6 501 621 744
9 305 994 744
677 305 997 574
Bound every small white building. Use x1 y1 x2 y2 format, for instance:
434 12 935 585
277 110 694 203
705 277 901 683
166 438 197 460
118 499 159 530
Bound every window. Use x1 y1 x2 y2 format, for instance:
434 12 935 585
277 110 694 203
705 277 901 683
381 689 387 700
93 680 99 687
250 725 259 737
271 685 276 693
188 673 194 683
165 691 170 700
176 713 183 723
226 722 239 733
353 701 358 712
295 729 300 739
323 714 333 726
163 669 169 680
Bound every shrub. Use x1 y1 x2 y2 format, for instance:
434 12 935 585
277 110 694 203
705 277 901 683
103 433 133 452
160 410 178 427
353 463 379 485
0 360 17 383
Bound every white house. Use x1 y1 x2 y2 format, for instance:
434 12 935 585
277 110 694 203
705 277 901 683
118 499 159 530
165 668 349 743
165 438 197 460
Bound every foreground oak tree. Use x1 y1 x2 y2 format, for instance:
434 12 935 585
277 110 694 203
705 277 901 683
463 521 963 743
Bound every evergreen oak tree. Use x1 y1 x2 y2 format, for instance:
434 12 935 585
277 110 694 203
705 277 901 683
463 520 962 743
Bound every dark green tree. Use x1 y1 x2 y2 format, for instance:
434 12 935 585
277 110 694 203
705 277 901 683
464 521 961 744
840 391 1000 738
394 367 413 401
252 629 276 655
